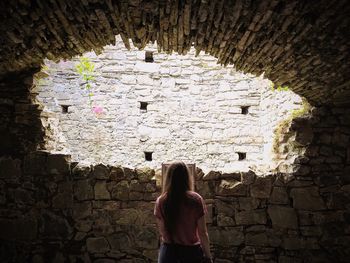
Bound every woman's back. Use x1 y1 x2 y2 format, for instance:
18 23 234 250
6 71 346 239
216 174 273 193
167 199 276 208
154 161 212 263
154 191 206 245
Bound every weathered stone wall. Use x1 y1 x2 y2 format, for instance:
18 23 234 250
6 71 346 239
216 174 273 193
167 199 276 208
260 87 303 165
35 39 301 173
1 105 349 263
0 70 45 157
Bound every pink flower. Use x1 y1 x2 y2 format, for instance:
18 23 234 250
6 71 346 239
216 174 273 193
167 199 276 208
92 106 103 115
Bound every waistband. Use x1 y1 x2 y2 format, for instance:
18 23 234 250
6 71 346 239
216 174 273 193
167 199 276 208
162 242 201 249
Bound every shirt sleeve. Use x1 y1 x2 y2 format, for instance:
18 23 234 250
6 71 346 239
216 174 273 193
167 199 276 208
154 197 162 219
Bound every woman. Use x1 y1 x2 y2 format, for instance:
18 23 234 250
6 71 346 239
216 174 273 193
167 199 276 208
154 161 213 263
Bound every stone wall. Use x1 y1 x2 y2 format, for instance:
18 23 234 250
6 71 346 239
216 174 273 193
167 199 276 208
35 38 301 173
0 70 45 158
1 105 350 263
260 87 303 165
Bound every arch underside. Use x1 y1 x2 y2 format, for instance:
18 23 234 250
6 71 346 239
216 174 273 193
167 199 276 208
0 0 350 105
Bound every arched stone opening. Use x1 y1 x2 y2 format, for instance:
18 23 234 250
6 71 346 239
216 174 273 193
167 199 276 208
33 38 303 173
0 1 350 262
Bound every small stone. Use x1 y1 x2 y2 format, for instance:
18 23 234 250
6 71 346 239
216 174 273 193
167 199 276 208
109 180 129 200
72 163 91 178
136 168 155 182
123 168 136 180
217 214 235 226
241 170 256 185
93 164 109 179
86 237 110 253
94 181 111 200
110 166 125 181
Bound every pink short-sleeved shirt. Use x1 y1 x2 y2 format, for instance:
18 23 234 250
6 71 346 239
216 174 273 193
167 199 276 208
154 191 207 246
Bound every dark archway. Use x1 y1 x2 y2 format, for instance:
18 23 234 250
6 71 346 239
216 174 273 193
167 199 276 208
1 1 350 262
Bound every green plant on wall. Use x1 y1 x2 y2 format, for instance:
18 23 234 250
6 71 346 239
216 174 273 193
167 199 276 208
270 82 289 91
75 57 96 106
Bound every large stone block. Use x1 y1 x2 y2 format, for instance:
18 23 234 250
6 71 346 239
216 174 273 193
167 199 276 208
270 187 289 204
267 205 298 229
250 177 272 198
112 208 153 226
290 187 326 210
238 197 260 210
108 232 132 251
209 227 244 247
109 180 130 200
47 154 71 175
215 199 237 217
235 209 267 225
217 180 247 196
245 232 269 246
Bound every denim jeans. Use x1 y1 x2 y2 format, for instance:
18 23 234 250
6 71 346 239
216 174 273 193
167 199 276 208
158 243 204 263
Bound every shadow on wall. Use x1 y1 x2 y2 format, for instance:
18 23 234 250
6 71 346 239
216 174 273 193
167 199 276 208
0 69 45 157
0 105 350 262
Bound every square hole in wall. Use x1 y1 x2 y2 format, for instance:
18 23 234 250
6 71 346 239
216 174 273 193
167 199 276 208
144 152 153 161
61 105 70 114
241 106 249 114
140 101 148 112
237 152 246 161
145 51 154 63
